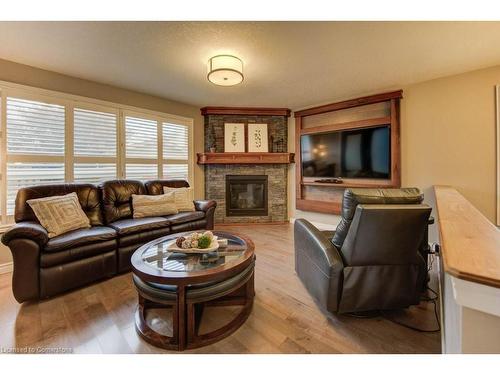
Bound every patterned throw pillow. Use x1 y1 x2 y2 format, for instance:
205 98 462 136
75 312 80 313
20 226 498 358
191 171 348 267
27 192 91 238
163 186 196 212
132 193 178 218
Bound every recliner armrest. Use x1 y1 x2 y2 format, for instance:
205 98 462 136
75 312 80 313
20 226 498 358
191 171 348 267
194 200 217 213
294 219 344 275
1 221 49 248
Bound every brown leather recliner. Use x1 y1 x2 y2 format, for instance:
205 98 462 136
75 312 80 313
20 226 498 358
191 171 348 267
1 179 216 303
294 188 432 314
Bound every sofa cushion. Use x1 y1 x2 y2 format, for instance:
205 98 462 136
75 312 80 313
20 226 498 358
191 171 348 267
41 239 117 268
163 186 195 212
109 217 170 236
28 192 91 238
15 183 104 225
44 226 117 253
117 227 172 250
132 193 178 218
332 188 424 250
101 180 146 224
163 211 204 225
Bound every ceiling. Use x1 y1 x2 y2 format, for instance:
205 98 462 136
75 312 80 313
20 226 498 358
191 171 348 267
1 21 500 110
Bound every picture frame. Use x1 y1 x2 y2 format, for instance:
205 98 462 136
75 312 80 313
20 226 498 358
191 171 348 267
247 123 269 152
224 123 245 152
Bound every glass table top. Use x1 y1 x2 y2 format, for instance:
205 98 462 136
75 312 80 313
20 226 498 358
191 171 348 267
141 232 248 273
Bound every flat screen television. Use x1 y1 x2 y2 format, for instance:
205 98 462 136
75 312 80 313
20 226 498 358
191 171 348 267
301 125 391 179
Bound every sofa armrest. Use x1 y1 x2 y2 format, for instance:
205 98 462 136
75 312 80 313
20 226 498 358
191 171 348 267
194 200 217 230
1 221 49 248
194 200 217 213
294 219 344 274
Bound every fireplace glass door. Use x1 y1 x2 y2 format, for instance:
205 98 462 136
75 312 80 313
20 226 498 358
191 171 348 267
226 175 268 217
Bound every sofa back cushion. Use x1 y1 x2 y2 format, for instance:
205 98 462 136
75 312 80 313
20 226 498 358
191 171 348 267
101 180 146 223
15 183 104 225
145 179 189 195
332 188 424 250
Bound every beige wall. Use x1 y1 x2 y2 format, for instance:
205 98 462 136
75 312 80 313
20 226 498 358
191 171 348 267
291 64 500 239
0 59 205 266
401 65 498 223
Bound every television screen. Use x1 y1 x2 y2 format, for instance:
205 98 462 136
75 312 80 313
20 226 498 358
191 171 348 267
301 126 390 179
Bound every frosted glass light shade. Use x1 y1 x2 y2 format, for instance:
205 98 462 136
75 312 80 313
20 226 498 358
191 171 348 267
207 55 244 86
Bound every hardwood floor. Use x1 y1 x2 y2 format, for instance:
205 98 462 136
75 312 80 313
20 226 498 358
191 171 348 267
0 224 441 354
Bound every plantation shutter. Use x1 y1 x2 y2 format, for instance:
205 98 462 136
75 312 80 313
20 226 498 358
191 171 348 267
125 115 158 180
74 108 117 157
162 122 189 181
5 97 66 214
73 108 118 184
7 97 65 155
125 116 158 158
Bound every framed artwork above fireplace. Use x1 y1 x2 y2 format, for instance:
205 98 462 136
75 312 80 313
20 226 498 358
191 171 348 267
224 123 245 152
247 123 269 152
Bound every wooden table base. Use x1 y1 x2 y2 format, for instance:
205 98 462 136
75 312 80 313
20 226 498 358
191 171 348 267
134 274 255 351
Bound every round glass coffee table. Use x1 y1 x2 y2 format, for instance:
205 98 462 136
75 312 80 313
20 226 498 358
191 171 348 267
131 231 255 351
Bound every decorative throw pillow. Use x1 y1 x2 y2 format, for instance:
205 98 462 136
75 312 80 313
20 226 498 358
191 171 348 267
27 192 91 238
132 193 178 218
163 186 196 212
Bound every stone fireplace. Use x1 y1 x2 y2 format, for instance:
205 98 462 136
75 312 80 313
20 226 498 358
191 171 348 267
226 175 268 217
200 107 292 224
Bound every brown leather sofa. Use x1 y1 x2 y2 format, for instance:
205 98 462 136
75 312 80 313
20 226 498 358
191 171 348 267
1 179 216 303
294 188 432 314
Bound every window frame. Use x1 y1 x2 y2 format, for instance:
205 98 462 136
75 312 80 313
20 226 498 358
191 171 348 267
0 81 194 226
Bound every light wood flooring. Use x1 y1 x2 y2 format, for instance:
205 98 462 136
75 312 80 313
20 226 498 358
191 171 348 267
0 224 441 354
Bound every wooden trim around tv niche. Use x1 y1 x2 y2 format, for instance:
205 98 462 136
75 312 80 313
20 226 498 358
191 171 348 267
295 90 402 215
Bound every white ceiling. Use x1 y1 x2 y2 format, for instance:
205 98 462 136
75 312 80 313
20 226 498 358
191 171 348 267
1 21 500 110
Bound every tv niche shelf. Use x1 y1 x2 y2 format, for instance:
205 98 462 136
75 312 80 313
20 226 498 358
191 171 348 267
197 152 295 165
295 90 402 215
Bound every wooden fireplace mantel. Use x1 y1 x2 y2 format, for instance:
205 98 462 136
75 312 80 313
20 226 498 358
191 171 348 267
197 152 295 165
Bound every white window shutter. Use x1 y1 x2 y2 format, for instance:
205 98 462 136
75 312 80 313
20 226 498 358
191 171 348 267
125 116 158 158
7 97 65 155
74 108 117 157
163 122 188 160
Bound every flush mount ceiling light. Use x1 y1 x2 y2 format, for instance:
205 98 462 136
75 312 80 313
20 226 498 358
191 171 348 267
207 55 244 86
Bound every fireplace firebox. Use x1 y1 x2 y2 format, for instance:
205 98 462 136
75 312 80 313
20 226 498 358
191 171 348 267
226 175 268 217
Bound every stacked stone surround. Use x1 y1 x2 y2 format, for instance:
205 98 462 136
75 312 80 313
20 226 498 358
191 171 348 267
204 115 288 152
203 114 289 224
205 164 287 224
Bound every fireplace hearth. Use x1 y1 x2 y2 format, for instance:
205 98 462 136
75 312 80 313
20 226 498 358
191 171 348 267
226 175 268 217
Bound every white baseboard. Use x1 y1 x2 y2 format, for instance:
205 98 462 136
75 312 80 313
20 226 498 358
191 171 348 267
0 262 13 275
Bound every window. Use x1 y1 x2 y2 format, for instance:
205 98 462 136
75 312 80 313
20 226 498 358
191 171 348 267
125 115 158 181
6 163 65 215
125 164 158 181
5 97 66 215
7 97 65 155
0 84 193 224
163 122 189 180
73 107 118 184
